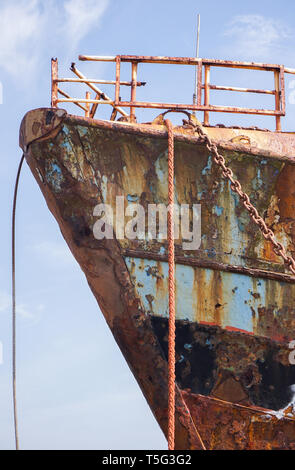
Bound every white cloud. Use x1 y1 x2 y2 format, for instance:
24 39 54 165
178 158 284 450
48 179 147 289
63 0 109 47
0 290 35 319
223 15 293 60
0 0 109 79
0 0 43 78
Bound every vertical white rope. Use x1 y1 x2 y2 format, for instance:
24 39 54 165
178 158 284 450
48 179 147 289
12 154 24 450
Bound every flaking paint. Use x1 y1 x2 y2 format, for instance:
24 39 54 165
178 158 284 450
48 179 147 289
124 256 295 340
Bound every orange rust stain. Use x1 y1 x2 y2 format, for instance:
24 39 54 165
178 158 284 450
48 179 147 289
261 239 279 263
155 261 166 309
225 326 254 335
192 267 226 326
198 320 219 326
193 268 207 323
276 163 295 220
139 258 145 272
212 270 223 325
129 260 135 277
275 163 295 249
181 390 295 449
251 278 259 332
271 333 289 342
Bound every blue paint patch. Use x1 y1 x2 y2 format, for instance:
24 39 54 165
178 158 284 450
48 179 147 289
206 247 216 258
225 272 265 333
123 256 282 337
77 125 89 137
205 339 214 349
52 163 61 174
60 137 73 153
155 151 168 184
230 189 240 208
45 161 64 192
127 194 139 202
62 125 71 136
175 264 195 321
201 155 212 175
213 205 224 216
251 168 263 191
237 219 245 232
59 126 75 153
178 355 185 363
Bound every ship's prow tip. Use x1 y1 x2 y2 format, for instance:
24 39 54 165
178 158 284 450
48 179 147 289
19 107 67 152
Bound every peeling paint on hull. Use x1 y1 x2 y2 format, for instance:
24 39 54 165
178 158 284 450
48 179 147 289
124 256 295 342
19 108 295 449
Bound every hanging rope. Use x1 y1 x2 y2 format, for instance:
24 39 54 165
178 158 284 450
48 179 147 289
165 119 206 451
12 154 24 450
165 119 176 451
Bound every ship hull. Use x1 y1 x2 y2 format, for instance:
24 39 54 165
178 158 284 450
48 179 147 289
20 108 295 449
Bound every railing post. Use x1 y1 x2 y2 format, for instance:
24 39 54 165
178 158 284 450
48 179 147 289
274 69 281 131
280 65 285 116
204 65 210 125
130 61 138 122
197 59 202 108
85 91 90 117
115 55 121 106
51 58 58 108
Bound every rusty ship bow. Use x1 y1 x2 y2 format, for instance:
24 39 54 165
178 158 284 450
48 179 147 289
19 55 295 449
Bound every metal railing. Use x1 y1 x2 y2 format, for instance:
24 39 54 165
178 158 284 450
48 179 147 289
51 55 295 131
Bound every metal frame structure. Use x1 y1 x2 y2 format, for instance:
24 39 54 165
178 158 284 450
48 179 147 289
51 55 295 131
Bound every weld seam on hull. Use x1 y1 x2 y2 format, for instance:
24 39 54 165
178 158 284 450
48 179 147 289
123 249 295 284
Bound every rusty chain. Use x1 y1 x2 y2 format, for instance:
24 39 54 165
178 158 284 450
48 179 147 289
186 118 295 276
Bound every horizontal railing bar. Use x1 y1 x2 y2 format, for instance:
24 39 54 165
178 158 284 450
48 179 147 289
203 84 275 95
122 56 282 71
79 55 116 62
56 78 146 86
76 53 295 76
79 54 283 70
56 97 284 116
57 98 114 104
117 101 284 115
202 59 280 71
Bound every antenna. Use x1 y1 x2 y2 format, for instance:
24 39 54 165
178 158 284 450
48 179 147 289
193 14 201 116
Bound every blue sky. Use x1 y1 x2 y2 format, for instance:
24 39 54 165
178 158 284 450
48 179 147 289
1 0 295 450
